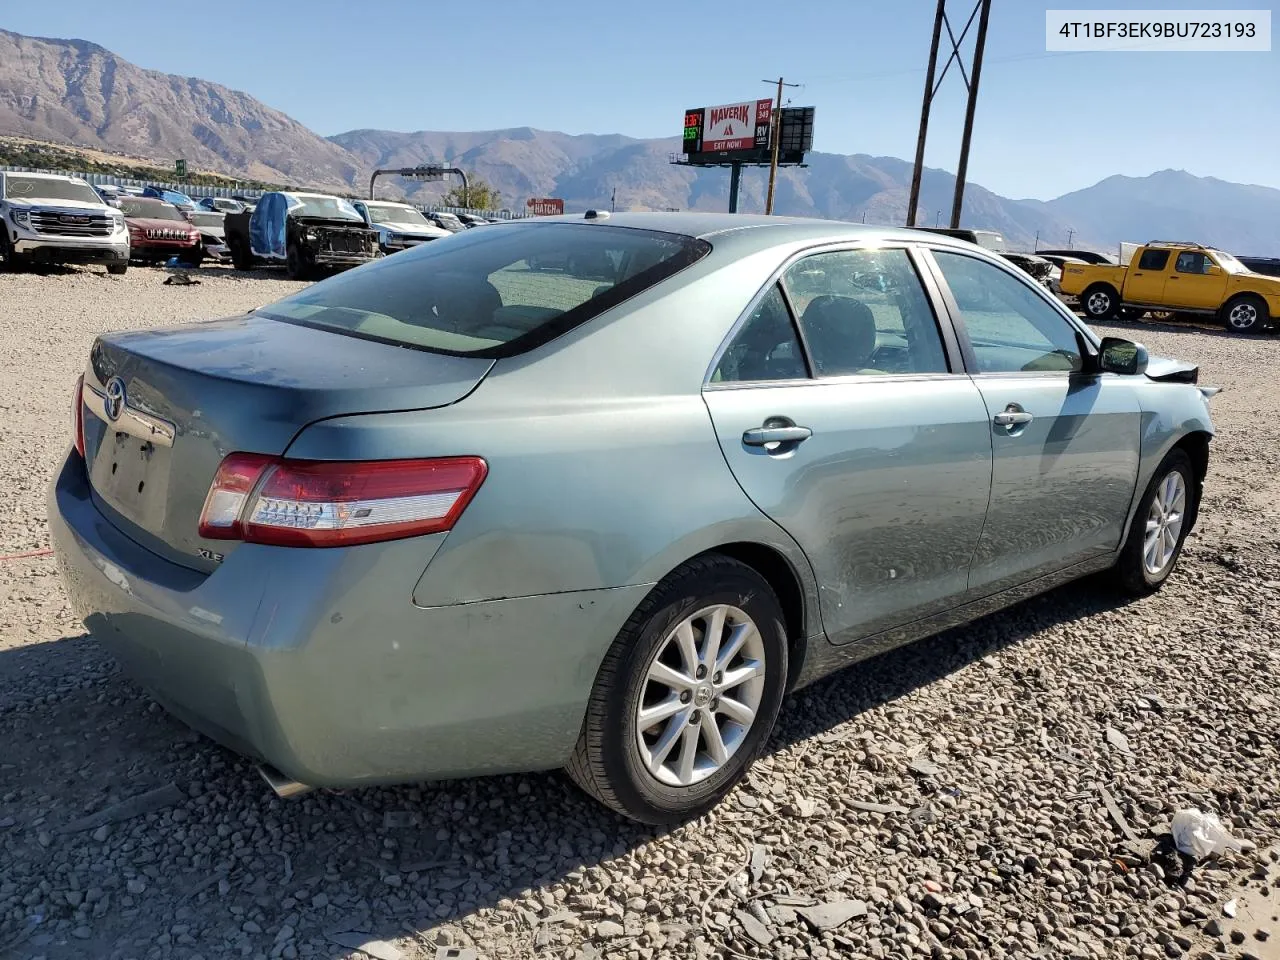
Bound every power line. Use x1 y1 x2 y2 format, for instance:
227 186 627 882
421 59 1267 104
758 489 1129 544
805 48 1093 88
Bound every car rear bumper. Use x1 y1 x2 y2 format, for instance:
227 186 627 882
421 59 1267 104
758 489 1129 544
13 238 129 264
48 453 644 788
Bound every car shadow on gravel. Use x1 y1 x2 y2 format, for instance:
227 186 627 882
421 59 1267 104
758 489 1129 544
0 576 1138 959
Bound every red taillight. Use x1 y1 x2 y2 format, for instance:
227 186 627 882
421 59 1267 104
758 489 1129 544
198 454 488 547
72 374 85 458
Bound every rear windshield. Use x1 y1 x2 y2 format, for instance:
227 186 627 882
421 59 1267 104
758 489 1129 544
258 222 710 357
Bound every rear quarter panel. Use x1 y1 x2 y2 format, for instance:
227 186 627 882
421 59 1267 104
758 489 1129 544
284 242 823 632
1059 262 1125 297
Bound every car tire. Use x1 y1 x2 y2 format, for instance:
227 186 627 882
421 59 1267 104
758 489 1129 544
1112 449 1197 597
180 248 204 268
1220 294 1269 334
1081 284 1121 321
106 263 127 276
285 242 309 281
0 231 23 272
566 555 789 825
229 236 253 272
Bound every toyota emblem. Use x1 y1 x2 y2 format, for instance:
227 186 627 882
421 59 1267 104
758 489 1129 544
103 377 126 421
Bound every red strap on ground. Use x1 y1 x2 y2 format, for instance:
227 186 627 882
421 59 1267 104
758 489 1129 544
0 547 54 562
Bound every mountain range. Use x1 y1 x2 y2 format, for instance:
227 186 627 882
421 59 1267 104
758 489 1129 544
1 26 1277 255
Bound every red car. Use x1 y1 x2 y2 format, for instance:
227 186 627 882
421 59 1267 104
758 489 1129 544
116 197 201 265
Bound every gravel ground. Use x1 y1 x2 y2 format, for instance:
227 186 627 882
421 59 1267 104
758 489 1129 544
1 265 1278 960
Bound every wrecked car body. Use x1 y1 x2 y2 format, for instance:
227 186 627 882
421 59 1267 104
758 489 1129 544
224 191 380 278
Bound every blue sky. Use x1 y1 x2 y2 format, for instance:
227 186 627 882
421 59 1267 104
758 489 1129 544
4 0 1277 198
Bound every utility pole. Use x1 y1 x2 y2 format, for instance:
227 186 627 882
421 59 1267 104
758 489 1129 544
763 76 800 215
935 210 941 227
610 187 616 213
950 0 992 228
1034 230 1040 251
906 0 994 228
1066 228 1075 248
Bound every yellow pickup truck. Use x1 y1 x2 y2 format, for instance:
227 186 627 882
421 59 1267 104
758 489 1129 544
1060 241 1280 334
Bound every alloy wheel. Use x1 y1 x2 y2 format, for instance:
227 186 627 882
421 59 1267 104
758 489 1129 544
635 604 766 787
1228 302 1259 331
1143 471 1186 575
1086 291 1111 316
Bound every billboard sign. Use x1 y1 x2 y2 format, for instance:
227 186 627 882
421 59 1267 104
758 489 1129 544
527 197 565 216
683 99 773 162
682 102 815 166
702 99 772 153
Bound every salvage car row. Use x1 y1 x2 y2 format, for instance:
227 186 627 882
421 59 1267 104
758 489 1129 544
0 170 491 277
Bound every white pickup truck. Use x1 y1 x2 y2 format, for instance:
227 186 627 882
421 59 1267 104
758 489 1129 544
1 171 130 274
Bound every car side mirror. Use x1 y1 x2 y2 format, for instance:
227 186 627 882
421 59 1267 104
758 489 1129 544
1099 337 1148 375
1206 265 1222 276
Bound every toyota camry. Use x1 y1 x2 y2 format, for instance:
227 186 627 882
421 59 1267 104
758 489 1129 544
50 212 1217 824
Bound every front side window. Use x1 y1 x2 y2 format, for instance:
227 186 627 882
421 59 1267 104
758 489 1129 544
782 248 949 377
1175 251 1212 274
258 222 709 357
1138 249 1172 271
711 285 807 383
933 250 1083 374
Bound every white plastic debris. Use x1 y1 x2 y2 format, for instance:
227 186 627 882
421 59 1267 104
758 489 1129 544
1171 809 1244 859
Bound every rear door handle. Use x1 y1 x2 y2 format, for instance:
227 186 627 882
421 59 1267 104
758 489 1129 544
992 405 1034 428
743 425 812 446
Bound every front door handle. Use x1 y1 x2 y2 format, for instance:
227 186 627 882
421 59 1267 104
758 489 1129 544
993 404 1034 428
743 425 813 446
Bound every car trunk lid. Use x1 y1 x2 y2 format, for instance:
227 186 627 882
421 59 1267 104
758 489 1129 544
81 313 494 573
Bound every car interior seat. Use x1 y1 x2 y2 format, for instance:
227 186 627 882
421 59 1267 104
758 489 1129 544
799 295 881 376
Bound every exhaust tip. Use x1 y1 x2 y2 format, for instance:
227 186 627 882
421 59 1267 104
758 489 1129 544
258 763 314 799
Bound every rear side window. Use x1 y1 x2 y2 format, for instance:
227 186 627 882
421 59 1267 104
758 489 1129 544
711 285 807 382
259 223 710 357
1138 249 1171 271
783 248 949 376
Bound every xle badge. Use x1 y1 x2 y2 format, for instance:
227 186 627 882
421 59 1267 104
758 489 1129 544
197 548 225 563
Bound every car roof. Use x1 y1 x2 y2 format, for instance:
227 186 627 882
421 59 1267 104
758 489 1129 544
503 211 988 258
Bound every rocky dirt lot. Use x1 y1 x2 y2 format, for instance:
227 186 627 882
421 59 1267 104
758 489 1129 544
1 266 1278 960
